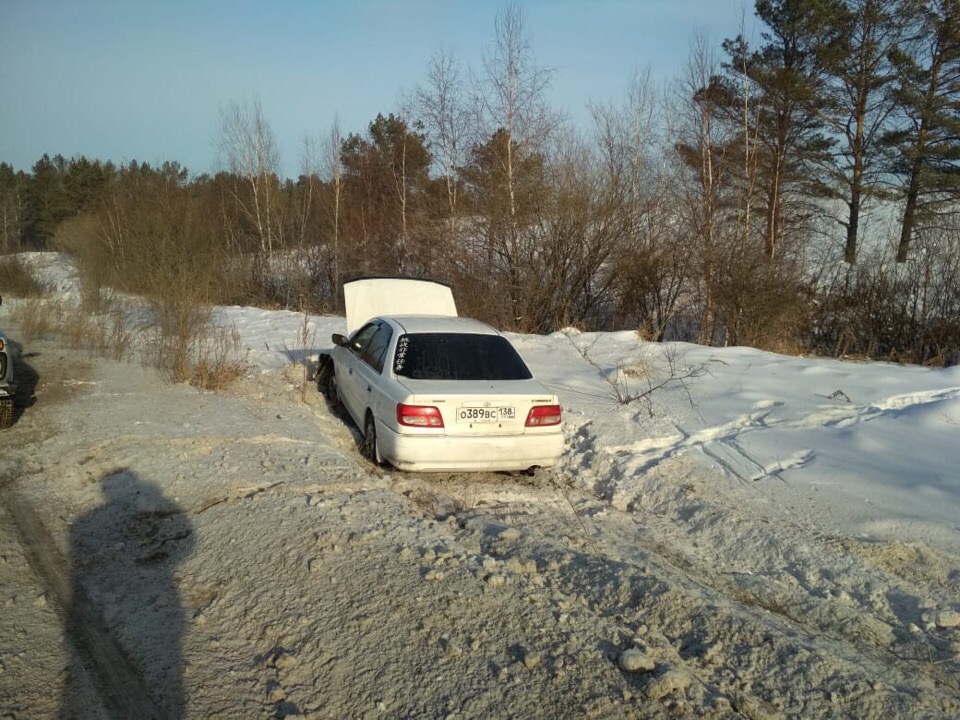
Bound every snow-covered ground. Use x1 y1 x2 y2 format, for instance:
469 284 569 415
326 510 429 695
2 252 959 718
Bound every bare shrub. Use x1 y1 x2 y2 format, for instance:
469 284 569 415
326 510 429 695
100 306 134 361
566 332 710 417
8 298 62 340
720 270 811 354
137 318 248 392
0 255 46 297
291 305 317 401
809 235 960 366
78 301 136 361
11 294 135 362
53 214 114 311
136 329 178 384
58 302 98 350
154 296 212 384
192 324 248 392
611 235 692 342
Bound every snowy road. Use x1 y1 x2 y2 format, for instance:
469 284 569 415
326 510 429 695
1 327 958 718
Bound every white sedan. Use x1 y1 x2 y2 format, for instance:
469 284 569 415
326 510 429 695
317 279 564 473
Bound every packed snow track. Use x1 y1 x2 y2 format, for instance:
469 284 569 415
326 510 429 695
0 330 958 718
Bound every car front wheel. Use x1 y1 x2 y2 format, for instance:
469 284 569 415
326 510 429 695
0 397 12 429
326 372 341 410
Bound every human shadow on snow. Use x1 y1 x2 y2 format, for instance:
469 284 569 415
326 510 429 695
60 470 194 719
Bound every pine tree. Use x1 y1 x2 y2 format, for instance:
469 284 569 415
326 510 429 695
0 163 29 252
817 0 908 263
722 0 841 258
885 0 960 261
340 113 432 275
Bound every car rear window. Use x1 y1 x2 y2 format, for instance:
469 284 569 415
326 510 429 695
393 333 533 381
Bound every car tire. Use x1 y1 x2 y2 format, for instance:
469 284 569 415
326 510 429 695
0 398 13 430
316 357 332 395
362 412 383 466
326 372 342 410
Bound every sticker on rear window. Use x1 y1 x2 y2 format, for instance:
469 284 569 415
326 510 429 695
394 335 410 374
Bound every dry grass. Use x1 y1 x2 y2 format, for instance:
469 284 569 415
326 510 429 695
5 291 234 389
59 302 98 350
0 255 46 297
191 324 249 392
293 306 317 401
93 306 135 361
618 353 656 380
8 298 62 340
10 296 135 362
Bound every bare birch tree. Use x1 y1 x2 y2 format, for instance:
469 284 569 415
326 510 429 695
324 117 343 308
216 98 282 258
412 47 470 238
477 2 554 219
298 134 320 250
471 1 556 327
591 70 689 338
673 32 731 344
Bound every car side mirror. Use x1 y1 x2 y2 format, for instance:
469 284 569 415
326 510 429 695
332 333 347 348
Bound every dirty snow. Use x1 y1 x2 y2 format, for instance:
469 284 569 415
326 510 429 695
1 252 958 718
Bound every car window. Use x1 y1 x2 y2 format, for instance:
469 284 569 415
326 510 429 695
349 323 379 357
362 324 393 373
393 333 533 381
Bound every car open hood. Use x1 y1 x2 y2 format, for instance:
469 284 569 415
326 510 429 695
343 278 457 335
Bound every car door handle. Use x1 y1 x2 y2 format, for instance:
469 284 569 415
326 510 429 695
348 368 353 375
366 385 372 392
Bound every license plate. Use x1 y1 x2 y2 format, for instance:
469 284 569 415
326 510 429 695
457 406 515 422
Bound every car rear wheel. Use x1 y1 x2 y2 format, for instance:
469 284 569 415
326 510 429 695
362 412 383 466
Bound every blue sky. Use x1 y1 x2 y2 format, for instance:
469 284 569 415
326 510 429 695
0 1 757 178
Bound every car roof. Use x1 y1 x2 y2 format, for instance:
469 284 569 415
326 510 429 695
383 315 500 336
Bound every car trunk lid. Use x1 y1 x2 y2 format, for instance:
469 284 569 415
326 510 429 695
397 378 559 437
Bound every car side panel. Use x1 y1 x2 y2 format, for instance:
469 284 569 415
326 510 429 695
351 356 386 428
331 323 400 437
330 346 363 426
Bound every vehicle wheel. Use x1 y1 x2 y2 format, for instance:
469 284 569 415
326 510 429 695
0 398 13 430
362 412 383 466
326 372 342 410
316 357 332 395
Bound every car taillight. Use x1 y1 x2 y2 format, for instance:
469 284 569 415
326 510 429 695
397 403 444 428
525 404 561 427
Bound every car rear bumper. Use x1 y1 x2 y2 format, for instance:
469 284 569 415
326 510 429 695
378 424 564 472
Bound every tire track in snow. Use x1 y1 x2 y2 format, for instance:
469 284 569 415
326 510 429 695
604 406 781 482
1 476 163 718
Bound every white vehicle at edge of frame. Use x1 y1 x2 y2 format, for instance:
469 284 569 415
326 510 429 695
316 278 564 473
